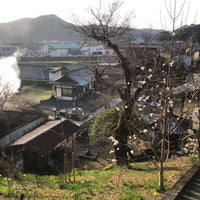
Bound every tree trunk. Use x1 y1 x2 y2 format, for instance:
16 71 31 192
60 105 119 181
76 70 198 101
198 108 200 160
114 121 129 165
113 100 132 165
159 125 167 191
159 162 165 191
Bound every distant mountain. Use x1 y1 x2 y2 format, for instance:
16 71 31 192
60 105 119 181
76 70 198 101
0 14 162 43
0 15 83 42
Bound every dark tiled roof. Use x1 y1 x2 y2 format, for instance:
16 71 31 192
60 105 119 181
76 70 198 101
52 67 94 86
11 119 79 156
52 75 78 86
19 64 49 81
24 120 79 156
37 95 73 111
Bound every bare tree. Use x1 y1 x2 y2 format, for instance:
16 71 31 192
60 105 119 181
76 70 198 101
0 56 21 110
0 81 16 110
73 0 138 165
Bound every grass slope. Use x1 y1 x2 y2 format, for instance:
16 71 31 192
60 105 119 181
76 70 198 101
0 156 192 200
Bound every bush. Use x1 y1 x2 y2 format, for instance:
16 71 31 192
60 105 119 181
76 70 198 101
89 108 119 144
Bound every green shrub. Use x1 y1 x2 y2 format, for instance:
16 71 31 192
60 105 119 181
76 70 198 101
89 108 119 144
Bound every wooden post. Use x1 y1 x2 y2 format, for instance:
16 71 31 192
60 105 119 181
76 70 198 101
64 153 67 183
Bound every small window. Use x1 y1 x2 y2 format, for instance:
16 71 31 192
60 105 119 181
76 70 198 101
62 87 72 97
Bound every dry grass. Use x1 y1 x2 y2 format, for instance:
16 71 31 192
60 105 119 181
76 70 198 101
0 155 192 200
1 85 194 199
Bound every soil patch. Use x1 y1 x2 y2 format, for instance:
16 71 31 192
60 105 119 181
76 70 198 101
73 141 113 170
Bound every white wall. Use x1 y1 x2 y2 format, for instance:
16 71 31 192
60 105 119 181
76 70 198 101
49 49 69 57
49 70 63 81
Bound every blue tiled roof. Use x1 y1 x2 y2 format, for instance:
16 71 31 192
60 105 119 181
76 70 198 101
49 43 80 49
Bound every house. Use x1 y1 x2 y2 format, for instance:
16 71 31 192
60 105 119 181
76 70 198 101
48 42 81 57
80 44 115 56
0 111 45 148
19 64 49 82
49 64 95 101
36 63 96 119
18 61 98 120
0 46 18 57
10 119 79 172
19 61 96 98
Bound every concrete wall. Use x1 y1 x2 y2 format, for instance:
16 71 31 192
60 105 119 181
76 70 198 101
0 116 45 147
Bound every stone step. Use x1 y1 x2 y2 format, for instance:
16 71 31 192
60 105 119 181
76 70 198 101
184 189 200 199
182 194 199 200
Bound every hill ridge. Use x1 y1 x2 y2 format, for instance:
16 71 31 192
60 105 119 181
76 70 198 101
0 14 162 43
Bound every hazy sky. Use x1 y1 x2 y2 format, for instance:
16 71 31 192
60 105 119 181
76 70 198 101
0 0 199 30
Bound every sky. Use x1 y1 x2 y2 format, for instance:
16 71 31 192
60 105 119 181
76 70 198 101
0 0 199 30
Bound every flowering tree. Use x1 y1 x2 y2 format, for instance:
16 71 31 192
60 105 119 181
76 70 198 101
181 74 200 160
134 0 196 191
73 0 196 191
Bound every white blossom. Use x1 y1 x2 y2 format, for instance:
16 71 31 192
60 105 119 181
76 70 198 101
163 78 166 84
116 107 120 111
149 113 153 117
114 140 119 146
109 136 119 146
130 150 134 154
133 135 137 140
169 62 174 67
109 150 114 154
172 32 175 36
145 95 150 100
109 136 114 141
187 129 194 134
147 74 152 79
168 99 173 107
143 129 148 133
141 80 146 85
138 96 144 101
166 87 170 91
